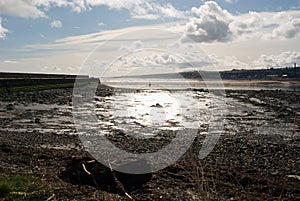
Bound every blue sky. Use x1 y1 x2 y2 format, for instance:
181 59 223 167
1 0 299 46
0 0 300 74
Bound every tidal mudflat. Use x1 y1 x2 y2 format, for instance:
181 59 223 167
0 86 299 200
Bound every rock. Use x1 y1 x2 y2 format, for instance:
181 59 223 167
6 104 14 110
34 118 41 123
115 159 152 188
151 103 163 108
59 158 152 194
193 88 204 92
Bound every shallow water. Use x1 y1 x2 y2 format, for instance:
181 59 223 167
73 89 298 140
100 90 210 138
0 89 298 150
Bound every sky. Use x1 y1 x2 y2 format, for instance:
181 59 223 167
0 0 300 75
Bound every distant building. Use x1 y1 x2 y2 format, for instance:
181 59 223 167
267 74 279 79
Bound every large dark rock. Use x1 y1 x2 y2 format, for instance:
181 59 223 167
59 157 152 194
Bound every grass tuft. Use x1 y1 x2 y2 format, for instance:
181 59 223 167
0 175 52 201
0 81 95 93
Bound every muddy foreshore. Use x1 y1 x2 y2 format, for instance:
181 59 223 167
0 87 299 200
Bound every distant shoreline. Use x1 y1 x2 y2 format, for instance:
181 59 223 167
0 72 299 92
103 79 300 91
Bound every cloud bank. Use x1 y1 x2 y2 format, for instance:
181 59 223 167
266 18 300 40
209 51 300 71
0 0 185 20
254 51 300 68
1 1 299 42
0 0 46 18
182 1 300 43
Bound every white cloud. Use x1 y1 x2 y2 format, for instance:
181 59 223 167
33 0 87 13
0 0 46 18
0 17 8 39
253 51 300 68
51 19 62 28
88 0 186 20
2 18 300 74
182 1 265 43
33 0 69 8
208 51 300 71
138 53 179 67
131 14 159 20
152 3 186 19
266 18 300 40
229 11 262 39
98 22 106 27
182 1 234 43
86 0 144 10
106 50 186 76
119 40 144 51
182 1 300 43
209 55 249 70
0 0 84 18
224 0 238 3
0 0 185 21
290 5 300 10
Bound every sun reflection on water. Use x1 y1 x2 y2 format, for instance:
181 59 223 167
101 89 209 138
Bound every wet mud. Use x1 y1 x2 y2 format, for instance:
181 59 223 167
0 87 299 200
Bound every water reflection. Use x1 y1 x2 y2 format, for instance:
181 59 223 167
96 90 210 138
